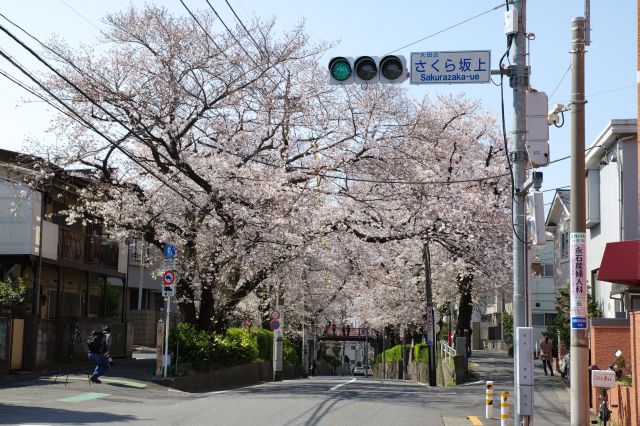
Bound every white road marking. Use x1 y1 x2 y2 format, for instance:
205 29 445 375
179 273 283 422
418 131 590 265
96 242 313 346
329 378 355 391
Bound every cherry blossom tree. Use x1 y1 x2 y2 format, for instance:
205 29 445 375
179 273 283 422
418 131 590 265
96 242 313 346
10 5 512 334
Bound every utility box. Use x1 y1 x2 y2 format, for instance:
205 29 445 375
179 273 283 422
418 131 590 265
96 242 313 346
525 92 550 167
516 327 534 415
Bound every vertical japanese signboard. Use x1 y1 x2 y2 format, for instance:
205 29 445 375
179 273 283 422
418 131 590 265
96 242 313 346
425 307 434 345
570 233 588 329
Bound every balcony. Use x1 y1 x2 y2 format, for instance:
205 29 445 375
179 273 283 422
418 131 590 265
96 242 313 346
58 227 119 269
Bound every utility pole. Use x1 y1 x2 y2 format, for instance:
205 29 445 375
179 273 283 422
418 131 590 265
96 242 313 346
569 16 589 426
423 241 437 386
273 286 284 381
509 0 529 424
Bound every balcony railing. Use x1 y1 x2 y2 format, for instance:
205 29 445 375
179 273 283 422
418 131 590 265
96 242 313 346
58 228 119 269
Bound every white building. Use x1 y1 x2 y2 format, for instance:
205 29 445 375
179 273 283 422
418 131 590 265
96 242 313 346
530 239 556 342
585 119 638 317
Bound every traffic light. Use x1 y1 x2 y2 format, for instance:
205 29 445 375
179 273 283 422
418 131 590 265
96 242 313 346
526 191 546 245
328 55 408 85
328 56 353 85
379 55 407 84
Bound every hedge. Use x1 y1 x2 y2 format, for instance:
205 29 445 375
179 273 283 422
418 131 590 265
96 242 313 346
375 343 429 364
171 324 299 371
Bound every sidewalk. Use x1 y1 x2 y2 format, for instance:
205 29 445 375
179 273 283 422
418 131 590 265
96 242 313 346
470 350 570 425
0 347 160 389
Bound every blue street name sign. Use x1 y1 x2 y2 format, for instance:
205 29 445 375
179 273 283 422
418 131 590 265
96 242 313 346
571 317 587 329
410 50 491 85
163 243 176 259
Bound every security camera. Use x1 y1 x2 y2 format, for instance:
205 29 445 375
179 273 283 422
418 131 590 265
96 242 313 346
546 103 565 125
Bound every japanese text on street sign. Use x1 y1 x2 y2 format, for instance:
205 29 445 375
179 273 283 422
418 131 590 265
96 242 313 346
410 51 491 85
162 286 175 297
163 258 176 271
570 233 588 329
426 307 434 345
275 305 284 337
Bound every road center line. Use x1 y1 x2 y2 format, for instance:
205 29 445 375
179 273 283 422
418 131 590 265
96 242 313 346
329 378 355 391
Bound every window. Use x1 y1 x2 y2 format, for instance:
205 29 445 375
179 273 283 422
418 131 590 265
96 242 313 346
560 232 569 260
129 238 150 263
543 264 554 277
544 313 557 325
532 314 545 326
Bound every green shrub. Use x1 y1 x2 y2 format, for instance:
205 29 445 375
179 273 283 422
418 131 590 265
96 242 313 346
252 328 273 361
284 341 299 366
376 344 404 363
171 323 216 370
413 343 429 363
170 324 299 370
214 328 259 365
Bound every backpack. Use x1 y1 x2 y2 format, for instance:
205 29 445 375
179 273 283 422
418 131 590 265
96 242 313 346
87 330 105 353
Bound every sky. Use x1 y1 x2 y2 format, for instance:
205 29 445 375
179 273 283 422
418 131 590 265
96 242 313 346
0 0 636 207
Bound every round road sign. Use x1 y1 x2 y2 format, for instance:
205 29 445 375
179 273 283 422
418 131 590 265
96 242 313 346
163 270 176 285
270 310 281 320
270 320 280 331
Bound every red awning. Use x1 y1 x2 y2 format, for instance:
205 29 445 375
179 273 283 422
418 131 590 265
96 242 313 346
597 240 640 286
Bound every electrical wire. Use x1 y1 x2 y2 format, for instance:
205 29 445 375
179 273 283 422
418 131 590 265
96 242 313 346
549 63 571 100
385 3 505 55
498 33 526 245
0 26 206 210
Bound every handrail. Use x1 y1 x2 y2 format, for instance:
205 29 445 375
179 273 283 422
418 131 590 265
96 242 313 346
441 340 456 362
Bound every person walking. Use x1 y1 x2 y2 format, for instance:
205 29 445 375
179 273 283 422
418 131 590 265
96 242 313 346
539 333 554 376
87 326 113 384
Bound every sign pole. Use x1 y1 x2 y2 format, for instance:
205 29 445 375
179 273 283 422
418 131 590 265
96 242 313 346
163 296 170 378
569 16 589 425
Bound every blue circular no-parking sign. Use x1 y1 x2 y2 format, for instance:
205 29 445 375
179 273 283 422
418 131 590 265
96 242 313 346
270 320 280 331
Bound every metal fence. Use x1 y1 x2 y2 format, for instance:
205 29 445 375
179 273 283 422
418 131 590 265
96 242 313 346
440 340 456 362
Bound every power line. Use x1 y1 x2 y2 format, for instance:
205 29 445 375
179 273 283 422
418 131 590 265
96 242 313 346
385 3 505 55
0 23 206 211
548 63 571 100
551 83 636 105
57 0 102 33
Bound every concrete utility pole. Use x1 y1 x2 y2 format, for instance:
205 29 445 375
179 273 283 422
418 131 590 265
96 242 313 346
569 16 589 425
510 1 529 424
423 241 437 386
273 287 284 381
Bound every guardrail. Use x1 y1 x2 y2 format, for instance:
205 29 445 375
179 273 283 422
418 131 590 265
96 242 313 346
441 340 456 362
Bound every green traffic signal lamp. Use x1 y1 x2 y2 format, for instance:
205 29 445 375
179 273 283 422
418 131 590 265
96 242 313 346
328 57 353 83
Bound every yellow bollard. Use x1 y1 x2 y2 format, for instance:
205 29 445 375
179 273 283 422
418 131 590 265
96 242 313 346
500 391 510 426
485 381 494 419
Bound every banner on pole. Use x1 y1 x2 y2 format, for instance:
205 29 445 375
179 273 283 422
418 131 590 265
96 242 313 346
570 232 588 329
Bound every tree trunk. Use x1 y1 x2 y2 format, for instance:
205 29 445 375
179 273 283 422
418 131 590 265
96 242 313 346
455 273 474 336
177 278 197 326
198 284 215 332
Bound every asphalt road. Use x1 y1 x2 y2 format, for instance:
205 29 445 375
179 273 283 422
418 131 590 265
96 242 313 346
0 349 571 426
0 374 491 426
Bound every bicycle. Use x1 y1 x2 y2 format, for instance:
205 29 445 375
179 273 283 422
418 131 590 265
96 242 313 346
596 349 624 426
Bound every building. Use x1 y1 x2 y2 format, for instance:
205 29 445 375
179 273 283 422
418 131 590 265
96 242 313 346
585 119 638 317
529 239 556 343
545 189 571 292
0 149 132 374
